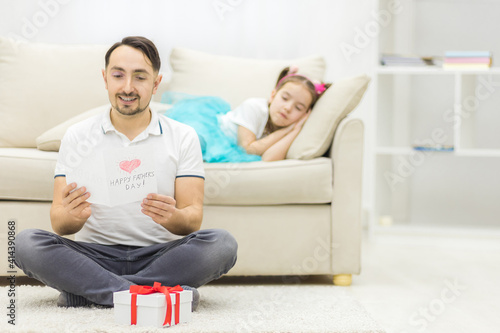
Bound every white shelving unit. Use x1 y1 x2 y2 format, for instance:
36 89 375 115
371 0 500 231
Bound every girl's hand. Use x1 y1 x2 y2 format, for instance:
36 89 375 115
293 112 310 131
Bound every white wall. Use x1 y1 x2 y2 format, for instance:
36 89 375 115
0 0 378 77
0 0 378 221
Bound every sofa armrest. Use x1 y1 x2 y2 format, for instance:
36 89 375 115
329 116 364 275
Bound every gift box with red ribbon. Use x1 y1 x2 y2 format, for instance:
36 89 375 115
113 282 193 327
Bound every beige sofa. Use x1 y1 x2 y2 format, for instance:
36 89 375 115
0 38 370 286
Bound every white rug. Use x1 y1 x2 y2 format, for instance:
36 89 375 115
0 285 384 333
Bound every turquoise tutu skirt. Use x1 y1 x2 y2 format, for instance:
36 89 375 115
165 96 261 163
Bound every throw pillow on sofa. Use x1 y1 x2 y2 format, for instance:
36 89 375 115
286 74 370 159
0 37 110 148
167 47 327 109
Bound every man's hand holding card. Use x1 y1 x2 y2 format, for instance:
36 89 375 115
141 193 177 227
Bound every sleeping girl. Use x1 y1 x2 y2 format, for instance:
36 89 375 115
166 66 331 162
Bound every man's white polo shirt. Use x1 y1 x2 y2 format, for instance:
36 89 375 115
55 105 205 246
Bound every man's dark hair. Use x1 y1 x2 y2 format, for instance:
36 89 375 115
105 36 161 73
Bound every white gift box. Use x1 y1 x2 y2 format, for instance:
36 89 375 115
113 288 193 327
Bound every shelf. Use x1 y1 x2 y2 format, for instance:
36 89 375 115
371 0 500 231
455 149 500 157
376 66 500 75
376 147 500 157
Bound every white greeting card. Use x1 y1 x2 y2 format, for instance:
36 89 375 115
66 145 158 207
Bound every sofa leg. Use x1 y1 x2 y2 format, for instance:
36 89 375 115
333 274 352 286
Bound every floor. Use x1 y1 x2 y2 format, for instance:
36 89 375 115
214 226 500 333
351 225 500 333
8 225 500 333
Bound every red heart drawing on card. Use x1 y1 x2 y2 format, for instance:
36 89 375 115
119 159 141 174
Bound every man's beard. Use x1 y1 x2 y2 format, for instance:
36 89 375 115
113 94 148 116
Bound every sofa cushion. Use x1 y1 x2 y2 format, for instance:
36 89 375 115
203 157 332 205
35 102 172 151
287 74 370 159
0 148 58 201
0 37 110 148
167 47 326 109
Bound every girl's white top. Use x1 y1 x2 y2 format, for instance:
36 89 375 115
218 98 269 141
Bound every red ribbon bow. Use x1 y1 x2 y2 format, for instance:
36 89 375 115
129 282 184 326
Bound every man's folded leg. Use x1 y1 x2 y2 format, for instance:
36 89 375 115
14 229 133 306
122 228 238 288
